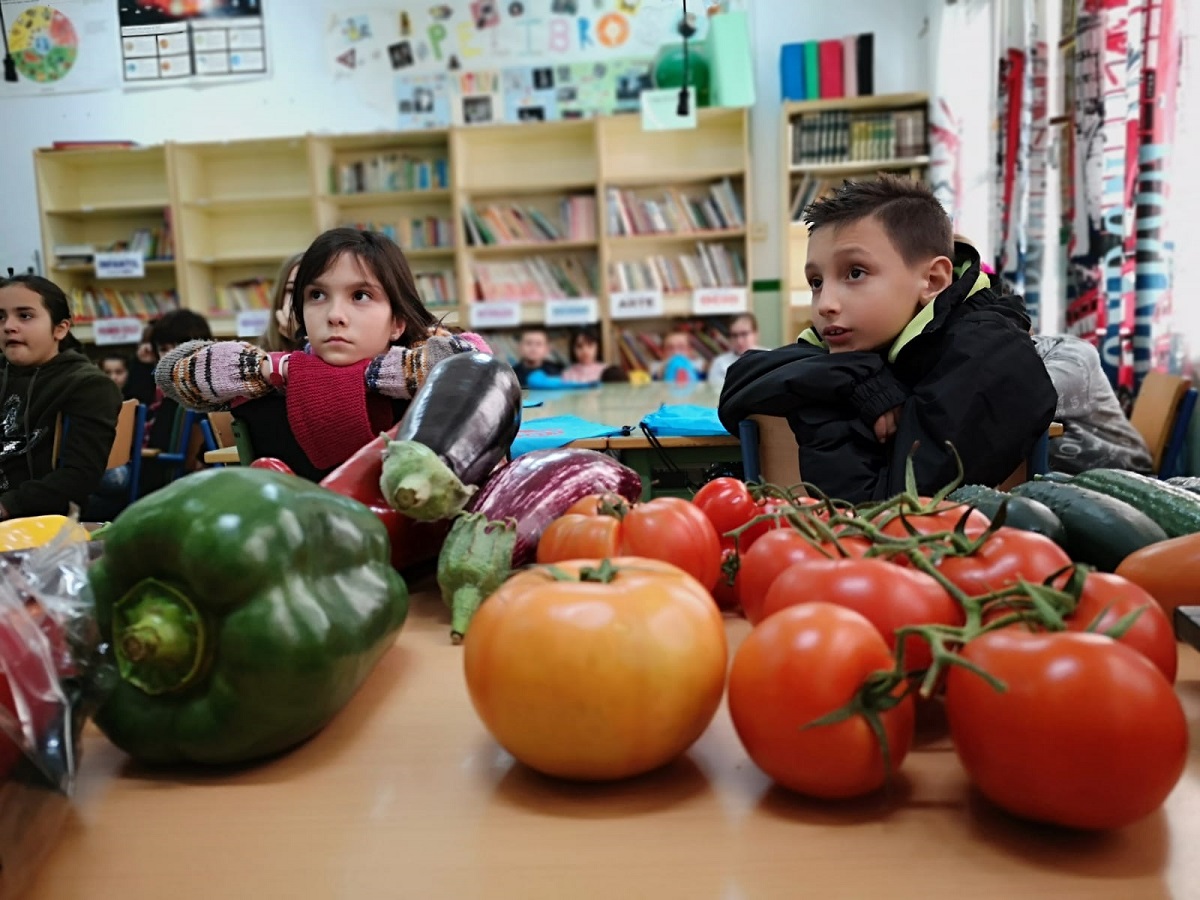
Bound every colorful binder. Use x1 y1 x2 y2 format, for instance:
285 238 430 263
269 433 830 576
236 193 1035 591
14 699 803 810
818 39 845 98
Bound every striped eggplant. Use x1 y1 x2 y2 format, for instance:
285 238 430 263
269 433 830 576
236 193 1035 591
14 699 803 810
466 447 643 566
380 352 523 521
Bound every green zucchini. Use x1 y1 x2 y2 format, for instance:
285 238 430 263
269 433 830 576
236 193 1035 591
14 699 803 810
437 512 517 644
948 484 1066 546
1069 469 1200 538
1166 476 1200 496
1009 481 1168 571
1033 471 1074 484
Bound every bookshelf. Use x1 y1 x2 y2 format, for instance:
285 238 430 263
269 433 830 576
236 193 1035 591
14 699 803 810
33 108 750 362
780 92 930 342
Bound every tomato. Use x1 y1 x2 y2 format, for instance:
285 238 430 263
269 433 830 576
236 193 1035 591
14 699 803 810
537 497 722 590
945 630 1187 830
934 527 1072 598
1115 532 1200 616
736 529 830 625
462 558 727 781
711 543 740 612
1053 572 1177 683
0 602 69 781
760 558 963 672
692 478 760 538
875 501 991 540
728 603 915 798
249 457 295 475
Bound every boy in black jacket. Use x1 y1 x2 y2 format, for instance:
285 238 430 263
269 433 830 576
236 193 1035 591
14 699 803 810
718 177 1056 502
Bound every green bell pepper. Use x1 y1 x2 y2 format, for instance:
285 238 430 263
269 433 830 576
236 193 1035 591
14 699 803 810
88 467 409 766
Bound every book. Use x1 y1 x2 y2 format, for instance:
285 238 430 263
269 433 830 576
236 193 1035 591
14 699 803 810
842 35 859 98
818 40 845 99
856 33 875 96
780 43 806 101
51 140 136 150
803 41 821 100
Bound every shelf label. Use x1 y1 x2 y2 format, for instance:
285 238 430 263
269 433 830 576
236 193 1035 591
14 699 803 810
691 286 748 316
94 251 145 279
469 300 522 329
610 290 664 320
544 297 598 326
92 317 145 346
236 309 272 337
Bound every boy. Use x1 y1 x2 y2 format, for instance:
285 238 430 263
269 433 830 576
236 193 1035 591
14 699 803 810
99 352 130 393
707 313 762 386
718 176 1056 502
511 327 563 387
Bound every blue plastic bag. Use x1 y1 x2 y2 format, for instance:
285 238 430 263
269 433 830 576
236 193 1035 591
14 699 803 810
640 404 730 437
510 415 625 457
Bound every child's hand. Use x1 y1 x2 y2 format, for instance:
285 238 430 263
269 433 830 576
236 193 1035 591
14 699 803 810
873 406 901 443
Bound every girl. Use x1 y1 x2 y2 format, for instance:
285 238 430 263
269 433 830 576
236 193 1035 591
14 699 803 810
157 228 489 481
562 326 627 384
257 252 305 353
0 274 122 519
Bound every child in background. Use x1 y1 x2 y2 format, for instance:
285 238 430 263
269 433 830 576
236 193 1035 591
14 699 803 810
511 327 564 387
144 309 214 452
707 313 762 387
258 252 305 353
654 329 706 383
157 228 489 481
562 326 627 384
718 176 1056 502
0 275 122 519
99 352 130 393
123 321 158 406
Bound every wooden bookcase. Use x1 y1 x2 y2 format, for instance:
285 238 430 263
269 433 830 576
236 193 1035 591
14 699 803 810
780 93 930 342
33 107 751 362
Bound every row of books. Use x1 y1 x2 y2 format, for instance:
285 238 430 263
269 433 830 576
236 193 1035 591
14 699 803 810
68 288 179 321
606 178 745 236
341 218 454 251
415 270 457 307
614 322 735 373
463 197 597 246
780 33 875 102
608 244 746 294
331 155 449 195
472 256 597 302
791 108 928 166
54 220 175 267
210 278 273 312
788 175 838 222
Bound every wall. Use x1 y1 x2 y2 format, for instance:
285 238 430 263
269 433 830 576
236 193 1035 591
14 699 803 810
0 0 941 283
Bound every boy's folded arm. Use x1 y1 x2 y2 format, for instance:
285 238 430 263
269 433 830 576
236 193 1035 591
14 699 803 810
156 340 275 411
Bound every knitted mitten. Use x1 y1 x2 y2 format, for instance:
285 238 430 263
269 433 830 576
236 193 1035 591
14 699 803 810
366 334 482 399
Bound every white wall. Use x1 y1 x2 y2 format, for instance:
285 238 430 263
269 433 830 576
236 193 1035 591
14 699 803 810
1 0 943 281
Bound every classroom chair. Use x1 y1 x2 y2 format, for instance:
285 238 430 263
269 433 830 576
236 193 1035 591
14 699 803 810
55 398 148 506
738 415 1050 494
1129 371 1196 478
141 405 206 485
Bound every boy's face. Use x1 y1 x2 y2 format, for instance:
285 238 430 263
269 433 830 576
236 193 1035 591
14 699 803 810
805 216 940 354
663 333 691 356
102 358 129 389
519 332 549 366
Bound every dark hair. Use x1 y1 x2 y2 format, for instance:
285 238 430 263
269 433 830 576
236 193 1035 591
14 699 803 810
569 325 600 363
518 327 549 342
154 309 213 349
258 252 305 352
803 175 953 265
0 273 82 353
99 352 129 368
730 313 758 332
291 229 434 345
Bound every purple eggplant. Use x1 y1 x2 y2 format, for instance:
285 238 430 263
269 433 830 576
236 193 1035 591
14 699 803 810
466 448 643 566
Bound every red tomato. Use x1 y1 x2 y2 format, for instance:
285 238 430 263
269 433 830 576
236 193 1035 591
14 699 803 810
736 529 832 625
1055 571 1177 683
728 603 915 798
463 558 728 780
711 543 740 612
946 630 1187 830
935 528 1072 598
692 477 760 539
537 497 722 590
876 502 991 540
760 558 964 672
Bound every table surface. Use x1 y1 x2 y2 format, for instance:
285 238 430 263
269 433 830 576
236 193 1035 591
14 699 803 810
17 583 1200 900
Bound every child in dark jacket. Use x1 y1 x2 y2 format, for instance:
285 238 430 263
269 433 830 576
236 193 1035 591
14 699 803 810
0 275 122 518
718 176 1056 502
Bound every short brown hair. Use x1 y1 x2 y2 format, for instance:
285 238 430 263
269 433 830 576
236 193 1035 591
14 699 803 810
803 176 953 265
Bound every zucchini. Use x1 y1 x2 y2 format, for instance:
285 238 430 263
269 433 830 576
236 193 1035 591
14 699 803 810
437 513 517 644
1034 471 1073 484
1010 481 1168 571
1069 469 1200 538
1166 476 1200 496
948 484 1066 546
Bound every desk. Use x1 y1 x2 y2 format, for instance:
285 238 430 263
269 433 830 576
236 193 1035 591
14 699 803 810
16 591 1200 900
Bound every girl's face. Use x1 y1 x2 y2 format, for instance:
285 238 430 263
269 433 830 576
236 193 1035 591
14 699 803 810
301 254 403 366
275 264 299 339
573 335 598 365
0 284 69 367
102 359 129 389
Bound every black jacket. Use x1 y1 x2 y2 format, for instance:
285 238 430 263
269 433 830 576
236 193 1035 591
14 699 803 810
0 349 123 517
718 244 1057 502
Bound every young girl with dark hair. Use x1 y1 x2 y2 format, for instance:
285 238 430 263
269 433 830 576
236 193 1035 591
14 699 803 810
0 274 122 519
157 228 490 480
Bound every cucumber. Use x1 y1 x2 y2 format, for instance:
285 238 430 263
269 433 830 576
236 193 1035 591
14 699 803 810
1070 469 1200 538
1033 471 1073 484
1009 481 1168 571
948 484 1066 546
1166 476 1200 496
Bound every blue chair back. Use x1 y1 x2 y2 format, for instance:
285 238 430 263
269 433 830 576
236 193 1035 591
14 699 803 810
1160 388 1197 479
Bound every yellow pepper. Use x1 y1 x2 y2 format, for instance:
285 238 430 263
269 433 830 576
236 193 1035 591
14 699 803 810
0 515 90 553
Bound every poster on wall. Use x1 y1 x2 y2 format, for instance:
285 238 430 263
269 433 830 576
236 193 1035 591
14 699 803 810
117 0 267 86
324 0 742 129
0 0 119 95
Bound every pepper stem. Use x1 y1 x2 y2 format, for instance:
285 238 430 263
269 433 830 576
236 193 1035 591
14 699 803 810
112 578 209 695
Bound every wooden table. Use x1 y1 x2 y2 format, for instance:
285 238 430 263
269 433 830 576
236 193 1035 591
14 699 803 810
15 585 1200 900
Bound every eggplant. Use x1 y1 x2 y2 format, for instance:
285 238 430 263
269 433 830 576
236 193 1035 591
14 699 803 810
467 447 643 566
380 352 522 521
